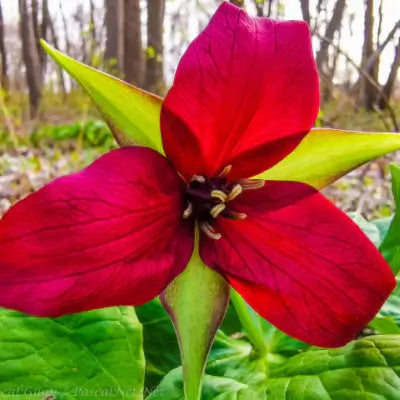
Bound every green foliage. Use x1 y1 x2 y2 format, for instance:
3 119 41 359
266 335 400 400
0 307 144 400
30 120 115 148
379 164 400 275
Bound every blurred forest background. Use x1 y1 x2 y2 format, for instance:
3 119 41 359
0 0 400 219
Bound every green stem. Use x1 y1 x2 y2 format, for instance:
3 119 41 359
230 289 268 356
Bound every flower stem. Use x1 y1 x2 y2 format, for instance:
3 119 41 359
230 289 268 356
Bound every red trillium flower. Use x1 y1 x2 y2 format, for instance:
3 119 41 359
0 3 395 348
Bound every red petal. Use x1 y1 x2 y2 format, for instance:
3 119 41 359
0 147 193 316
200 181 395 347
161 2 319 181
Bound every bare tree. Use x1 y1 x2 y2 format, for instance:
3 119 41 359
59 1 71 55
299 0 310 24
124 0 144 85
254 0 265 17
358 0 376 109
43 0 65 94
104 0 124 73
316 0 346 76
19 0 42 116
379 37 400 109
89 0 97 63
145 0 165 94
0 0 8 90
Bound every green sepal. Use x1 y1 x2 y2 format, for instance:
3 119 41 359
160 230 230 400
256 128 400 189
40 40 163 152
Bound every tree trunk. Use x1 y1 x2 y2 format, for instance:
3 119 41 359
358 0 376 109
0 0 8 90
299 0 310 24
123 0 143 86
19 0 42 117
254 0 265 16
379 37 400 109
145 0 165 94
43 0 65 94
89 0 96 63
104 0 124 73
59 1 71 55
316 0 346 76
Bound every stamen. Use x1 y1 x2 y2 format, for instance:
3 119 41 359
216 164 232 178
183 202 193 219
200 222 221 240
211 190 227 202
191 174 206 183
239 179 265 190
227 184 243 201
229 211 247 220
210 203 226 218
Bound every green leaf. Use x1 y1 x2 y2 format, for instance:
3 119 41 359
146 367 260 400
160 234 230 400
136 299 180 389
380 164 400 275
255 128 400 189
40 40 163 152
266 335 400 400
347 212 382 246
0 307 144 400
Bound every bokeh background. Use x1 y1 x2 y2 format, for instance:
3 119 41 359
0 0 400 218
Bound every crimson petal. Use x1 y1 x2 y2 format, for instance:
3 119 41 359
0 147 193 316
161 2 319 182
200 181 395 347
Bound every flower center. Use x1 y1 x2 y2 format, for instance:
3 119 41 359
182 166 264 240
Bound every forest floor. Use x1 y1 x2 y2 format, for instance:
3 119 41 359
0 135 398 220
1 91 399 220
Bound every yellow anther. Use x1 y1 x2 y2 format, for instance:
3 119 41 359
230 211 247 220
200 222 222 240
216 165 232 177
211 190 227 202
227 184 243 201
210 203 226 218
183 203 193 219
239 179 265 190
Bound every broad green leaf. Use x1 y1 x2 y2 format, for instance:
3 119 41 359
266 335 400 400
0 307 144 400
136 299 180 389
146 367 260 400
255 128 400 189
372 278 400 333
380 164 400 275
160 234 230 400
40 40 163 152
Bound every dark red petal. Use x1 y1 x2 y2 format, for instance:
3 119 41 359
200 181 395 347
0 147 193 316
161 2 319 181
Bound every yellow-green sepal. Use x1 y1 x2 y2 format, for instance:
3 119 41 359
160 229 230 400
40 40 164 153
255 128 400 189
